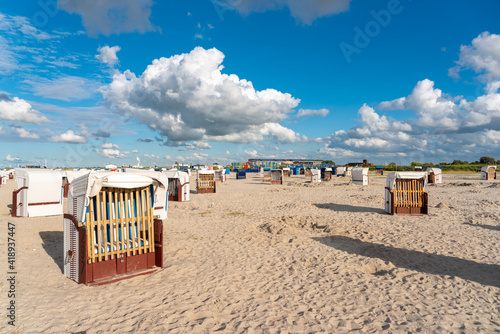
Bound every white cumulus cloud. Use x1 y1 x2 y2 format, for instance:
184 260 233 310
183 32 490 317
96 148 125 158
101 142 120 149
379 79 500 132
96 45 121 66
50 130 86 143
102 47 300 143
0 96 49 124
296 108 329 118
449 32 500 81
13 127 39 139
179 141 212 151
5 154 21 162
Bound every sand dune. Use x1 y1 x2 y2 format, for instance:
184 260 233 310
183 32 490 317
1 172 499 333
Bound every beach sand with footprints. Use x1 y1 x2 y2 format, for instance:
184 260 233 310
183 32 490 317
1 172 499 333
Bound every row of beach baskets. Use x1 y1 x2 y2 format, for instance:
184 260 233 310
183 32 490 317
7 165 497 285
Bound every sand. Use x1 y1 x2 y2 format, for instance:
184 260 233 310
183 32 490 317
0 172 499 333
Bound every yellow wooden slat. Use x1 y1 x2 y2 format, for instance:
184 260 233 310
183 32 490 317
101 191 109 261
131 190 138 256
124 190 131 257
88 197 95 263
410 180 413 206
135 189 141 254
118 190 125 258
113 190 119 259
140 188 146 254
86 212 92 264
142 188 148 253
95 191 103 262
149 207 154 253
107 191 114 260
147 187 154 253
145 187 151 253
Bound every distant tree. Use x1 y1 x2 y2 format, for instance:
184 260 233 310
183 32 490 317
451 160 469 165
479 156 496 164
322 160 334 165
411 161 422 166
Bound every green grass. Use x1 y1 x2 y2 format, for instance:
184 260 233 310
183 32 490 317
226 211 245 217
372 164 499 172
200 211 212 217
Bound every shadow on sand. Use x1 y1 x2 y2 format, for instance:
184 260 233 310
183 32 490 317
463 222 500 231
39 231 64 274
313 203 386 214
313 235 500 288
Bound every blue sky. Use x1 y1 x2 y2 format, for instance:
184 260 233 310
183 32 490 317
1 0 500 167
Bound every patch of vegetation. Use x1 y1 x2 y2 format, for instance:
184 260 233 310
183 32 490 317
226 211 245 217
200 211 212 217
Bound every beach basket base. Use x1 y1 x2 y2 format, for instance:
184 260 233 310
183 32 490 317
65 214 164 286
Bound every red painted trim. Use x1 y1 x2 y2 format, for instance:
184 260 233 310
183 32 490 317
89 268 159 286
11 187 28 217
30 201 60 206
178 182 189 202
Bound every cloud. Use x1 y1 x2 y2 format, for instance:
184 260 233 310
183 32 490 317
5 154 21 162
379 79 500 132
179 141 213 151
137 138 153 143
323 77 500 161
101 143 120 149
102 47 300 143
0 36 17 75
478 129 500 145
213 0 351 24
449 32 500 81
296 108 329 118
132 149 139 153
50 130 86 143
0 13 82 76
245 149 259 158
0 96 49 124
318 145 357 158
201 122 307 143
0 91 12 102
23 75 100 102
344 137 389 149
0 12 57 41
316 33 500 162
96 148 125 158
96 45 121 66
92 129 111 138
13 127 40 139
58 0 158 37
194 33 203 39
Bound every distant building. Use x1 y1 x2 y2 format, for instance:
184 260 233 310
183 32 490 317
347 160 373 167
247 159 324 167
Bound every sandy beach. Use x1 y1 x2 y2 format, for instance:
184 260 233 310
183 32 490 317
1 172 499 333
